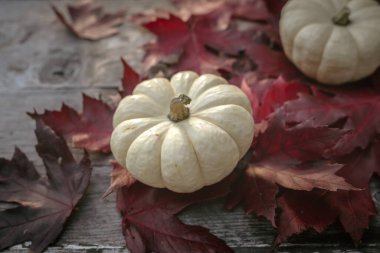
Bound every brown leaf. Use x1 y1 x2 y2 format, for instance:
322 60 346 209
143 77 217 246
249 162 359 192
52 0 125 40
103 160 136 198
0 120 92 253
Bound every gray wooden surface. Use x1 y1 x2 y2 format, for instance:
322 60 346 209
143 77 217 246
0 1 379 252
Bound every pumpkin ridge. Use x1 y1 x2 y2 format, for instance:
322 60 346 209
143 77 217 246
344 29 360 81
159 125 195 190
179 125 205 188
309 0 338 14
133 78 174 108
155 125 170 187
126 122 171 187
185 124 207 187
190 85 251 113
194 116 242 157
111 117 166 167
136 94 168 114
187 74 228 100
315 27 335 81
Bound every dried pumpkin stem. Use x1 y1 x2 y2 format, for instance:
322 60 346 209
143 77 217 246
168 94 191 122
332 6 351 26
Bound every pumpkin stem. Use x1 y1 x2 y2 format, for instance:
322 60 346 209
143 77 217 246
168 94 191 122
332 6 351 26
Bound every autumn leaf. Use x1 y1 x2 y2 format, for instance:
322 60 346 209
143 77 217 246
141 14 243 75
254 77 309 121
103 160 136 198
29 94 114 153
284 89 380 156
0 120 92 253
117 174 238 253
275 188 377 245
227 109 355 224
120 58 141 97
52 0 125 40
245 43 303 80
225 168 278 226
29 60 140 154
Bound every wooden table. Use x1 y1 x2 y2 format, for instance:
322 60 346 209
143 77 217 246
1 1 379 252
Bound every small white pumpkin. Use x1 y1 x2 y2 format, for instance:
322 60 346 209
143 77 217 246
280 0 380 85
111 71 254 193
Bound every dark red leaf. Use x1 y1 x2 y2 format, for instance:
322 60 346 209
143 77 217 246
29 94 114 153
227 109 355 226
0 120 92 253
256 77 309 121
275 188 377 245
264 0 288 17
142 14 243 75
273 140 380 244
120 58 141 97
246 43 303 80
52 0 125 40
275 189 337 245
117 174 237 253
284 89 380 156
254 110 346 161
226 168 278 226
325 189 377 242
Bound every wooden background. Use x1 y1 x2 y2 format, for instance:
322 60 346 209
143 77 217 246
0 0 379 252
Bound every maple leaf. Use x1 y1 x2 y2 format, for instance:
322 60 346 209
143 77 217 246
120 58 141 97
267 122 380 244
103 160 136 198
29 94 114 153
29 60 140 154
256 77 309 121
0 120 92 253
284 89 380 156
52 0 125 40
141 14 243 75
117 174 238 253
245 43 303 80
275 188 376 245
225 168 278 226
240 75 309 123
227 109 356 225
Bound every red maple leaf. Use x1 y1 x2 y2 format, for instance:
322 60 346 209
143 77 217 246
117 174 238 253
141 14 244 75
245 43 303 80
284 88 380 156
227 109 356 225
0 120 92 253
29 94 114 153
52 0 125 40
275 187 376 244
120 58 141 97
30 60 140 154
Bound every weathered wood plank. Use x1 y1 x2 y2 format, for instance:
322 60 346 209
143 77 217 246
0 1 380 253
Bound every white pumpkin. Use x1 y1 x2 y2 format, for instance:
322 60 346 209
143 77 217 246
280 0 380 85
111 71 254 193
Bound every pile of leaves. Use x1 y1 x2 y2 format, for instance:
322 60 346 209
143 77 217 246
1 0 380 252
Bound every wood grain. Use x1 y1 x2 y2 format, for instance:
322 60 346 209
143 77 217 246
0 1 379 253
